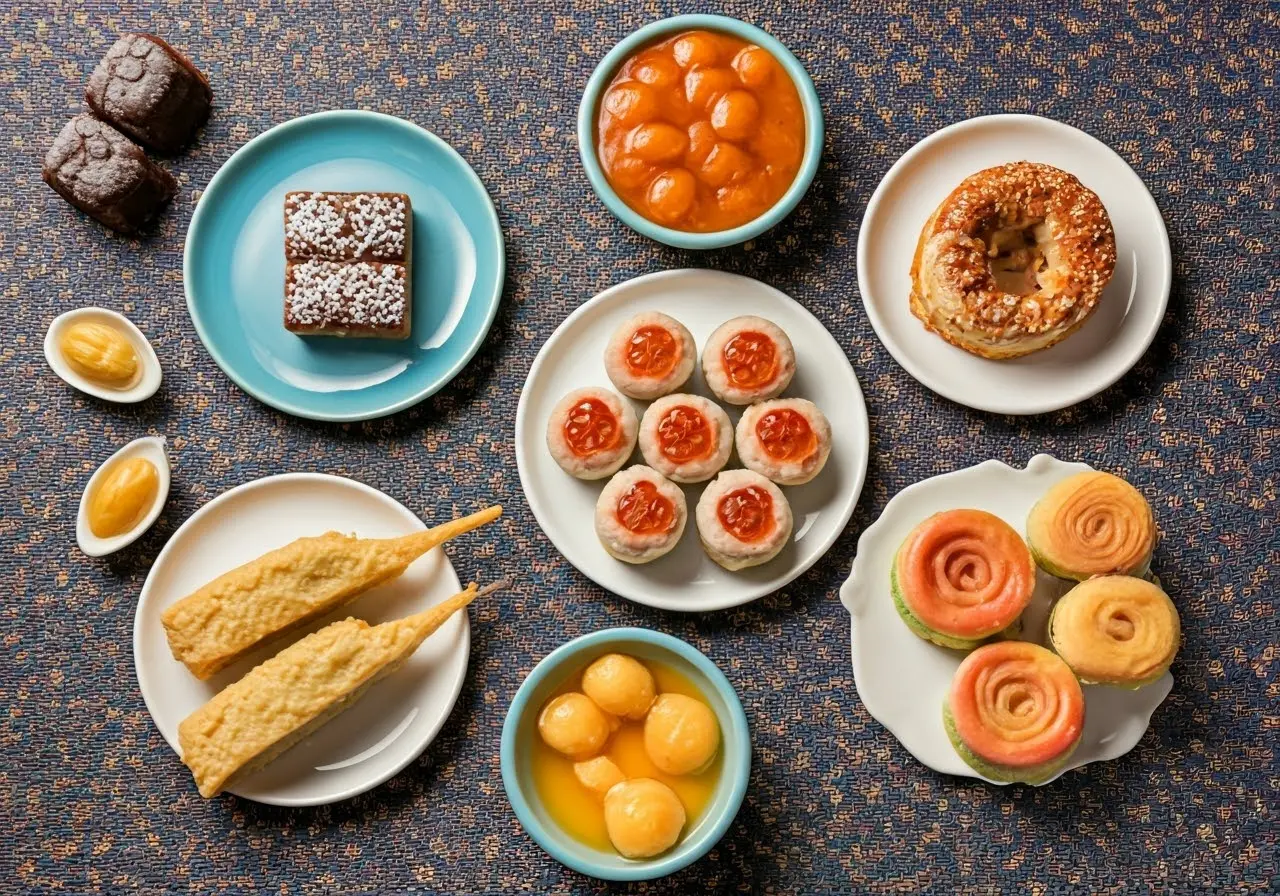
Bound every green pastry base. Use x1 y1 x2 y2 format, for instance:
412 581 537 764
1046 599 1173 690
942 700 1078 785
890 551 1018 651
1028 541 1153 583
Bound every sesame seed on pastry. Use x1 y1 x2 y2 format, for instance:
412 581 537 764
909 161 1117 360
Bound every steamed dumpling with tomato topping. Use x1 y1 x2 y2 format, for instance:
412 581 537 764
735 398 831 486
594 466 687 564
695 469 792 570
546 386 638 480
638 394 732 484
603 311 696 400
701 315 795 405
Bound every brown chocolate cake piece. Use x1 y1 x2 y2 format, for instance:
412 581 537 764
42 114 177 233
284 191 412 262
285 259 411 340
86 33 212 154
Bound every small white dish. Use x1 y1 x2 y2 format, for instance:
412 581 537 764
514 269 870 613
133 473 470 806
840 454 1172 785
857 114 1172 415
76 436 171 557
44 307 162 403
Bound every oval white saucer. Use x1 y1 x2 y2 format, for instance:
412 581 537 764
858 114 1171 415
514 269 870 613
133 473 469 805
840 454 1172 785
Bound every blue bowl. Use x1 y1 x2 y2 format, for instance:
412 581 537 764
501 628 751 881
577 14 824 250
184 110 505 422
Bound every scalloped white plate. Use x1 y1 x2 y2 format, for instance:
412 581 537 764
840 454 1172 785
858 114 1171 415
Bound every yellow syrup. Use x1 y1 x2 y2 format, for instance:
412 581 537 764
529 658 723 854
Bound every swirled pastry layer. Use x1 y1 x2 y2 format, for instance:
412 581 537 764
1027 471 1155 580
909 161 1116 359
892 509 1035 649
944 641 1085 784
1049 576 1179 688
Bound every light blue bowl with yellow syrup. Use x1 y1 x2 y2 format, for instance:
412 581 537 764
578 14 824 249
501 628 751 881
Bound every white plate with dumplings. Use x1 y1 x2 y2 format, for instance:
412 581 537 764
515 269 869 612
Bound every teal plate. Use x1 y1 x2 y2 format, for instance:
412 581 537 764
184 110 504 421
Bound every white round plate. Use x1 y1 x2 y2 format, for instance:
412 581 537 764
840 454 1173 785
515 269 870 612
857 114 1172 415
133 473 469 805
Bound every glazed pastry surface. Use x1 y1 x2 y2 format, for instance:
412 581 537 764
1049 576 1180 687
909 161 1116 359
1026 471 1155 580
546 387 639 480
944 640 1085 784
892 509 1035 650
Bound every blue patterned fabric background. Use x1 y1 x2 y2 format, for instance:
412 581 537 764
2 1 1276 892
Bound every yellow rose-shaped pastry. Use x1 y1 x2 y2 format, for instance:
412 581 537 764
1026 471 1156 580
1049 576 1180 688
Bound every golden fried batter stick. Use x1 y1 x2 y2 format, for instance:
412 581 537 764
162 506 502 679
179 580 506 798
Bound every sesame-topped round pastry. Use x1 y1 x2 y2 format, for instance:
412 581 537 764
1026 470 1156 581
546 387 638 480
735 398 832 486
638 394 733 484
696 469 793 570
892 509 1036 650
1048 576 1180 689
701 315 796 405
910 161 1117 359
944 641 1085 784
594 466 687 564
603 311 697 400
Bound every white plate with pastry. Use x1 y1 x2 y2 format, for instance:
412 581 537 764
134 473 485 806
515 268 869 612
858 114 1171 415
840 454 1173 785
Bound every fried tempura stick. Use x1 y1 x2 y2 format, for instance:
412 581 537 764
162 506 502 680
179 579 508 798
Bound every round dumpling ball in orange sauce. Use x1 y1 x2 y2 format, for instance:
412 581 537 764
647 169 696 224
603 778 687 859
684 67 737 111
596 29 805 233
643 693 721 775
582 653 657 720
538 692 615 759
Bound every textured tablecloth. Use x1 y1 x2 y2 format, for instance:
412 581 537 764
3 1 1276 893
